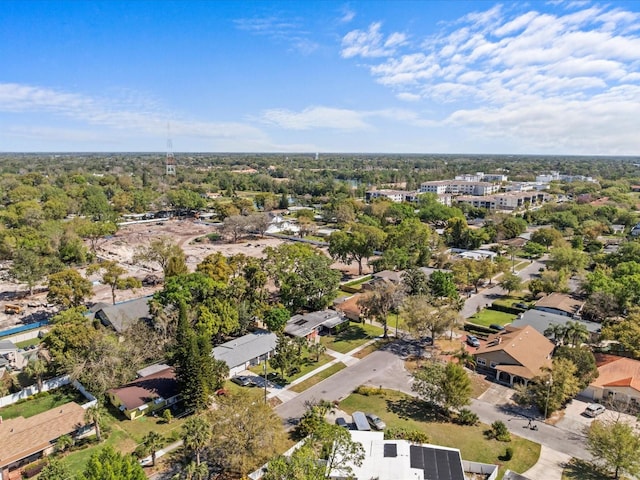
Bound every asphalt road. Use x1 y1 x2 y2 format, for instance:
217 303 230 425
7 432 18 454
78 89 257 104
275 338 591 461
461 257 546 318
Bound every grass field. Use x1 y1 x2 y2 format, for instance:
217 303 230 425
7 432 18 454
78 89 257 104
340 389 540 480
289 362 347 393
59 404 187 477
468 309 518 327
320 323 384 354
249 351 335 385
0 385 87 419
15 337 41 349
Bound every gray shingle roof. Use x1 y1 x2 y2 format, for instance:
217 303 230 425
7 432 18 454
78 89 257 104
212 330 277 369
285 309 347 338
512 309 600 334
93 296 152 333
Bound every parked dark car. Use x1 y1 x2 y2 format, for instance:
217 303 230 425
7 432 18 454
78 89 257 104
466 335 480 347
514 302 529 309
489 324 505 331
230 375 255 387
335 417 350 429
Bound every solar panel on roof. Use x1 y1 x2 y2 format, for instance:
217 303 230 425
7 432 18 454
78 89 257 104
410 445 424 469
383 443 397 457
448 451 464 479
436 450 451 480
423 447 438 479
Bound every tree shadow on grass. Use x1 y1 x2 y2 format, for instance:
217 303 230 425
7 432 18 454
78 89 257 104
332 325 368 342
562 458 611 480
386 397 449 424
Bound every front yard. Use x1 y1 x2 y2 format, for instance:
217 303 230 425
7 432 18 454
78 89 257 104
467 308 518 328
340 389 540 480
320 322 384 354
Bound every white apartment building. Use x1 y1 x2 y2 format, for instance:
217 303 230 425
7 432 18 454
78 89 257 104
456 191 548 210
419 181 500 196
365 189 408 203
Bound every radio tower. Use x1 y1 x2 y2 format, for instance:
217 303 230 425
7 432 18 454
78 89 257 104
165 123 176 175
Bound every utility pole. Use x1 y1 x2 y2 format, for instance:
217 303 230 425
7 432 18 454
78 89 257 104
544 373 553 420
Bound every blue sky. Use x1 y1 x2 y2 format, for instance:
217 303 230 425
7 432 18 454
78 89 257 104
1 0 640 154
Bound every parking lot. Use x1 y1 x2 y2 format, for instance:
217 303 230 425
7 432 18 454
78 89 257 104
557 396 640 433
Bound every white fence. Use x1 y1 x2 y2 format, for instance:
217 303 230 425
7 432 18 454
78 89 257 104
0 375 95 409
463 460 499 480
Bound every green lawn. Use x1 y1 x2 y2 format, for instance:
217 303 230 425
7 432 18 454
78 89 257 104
0 386 87 419
320 323 384 354
289 362 347 393
468 309 517 327
491 294 528 309
57 405 187 477
15 337 41 349
249 351 335 385
340 390 540 480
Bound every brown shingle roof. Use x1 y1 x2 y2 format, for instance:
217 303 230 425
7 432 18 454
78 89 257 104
0 402 86 468
534 293 583 315
107 367 178 411
592 354 640 394
474 326 554 380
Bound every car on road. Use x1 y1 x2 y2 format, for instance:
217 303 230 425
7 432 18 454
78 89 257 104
230 375 255 387
335 417 350 429
466 335 480 347
365 413 386 430
584 403 605 417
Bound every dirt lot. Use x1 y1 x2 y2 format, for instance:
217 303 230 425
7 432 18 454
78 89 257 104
0 218 366 331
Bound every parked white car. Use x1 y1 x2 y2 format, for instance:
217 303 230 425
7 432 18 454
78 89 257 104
584 403 605 417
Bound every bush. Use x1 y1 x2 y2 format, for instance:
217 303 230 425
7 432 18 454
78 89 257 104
22 459 47 478
504 447 514 460
486 420 511 442
355 385 383 396
206 232 221 242
456 408 479 426
384 427 429 444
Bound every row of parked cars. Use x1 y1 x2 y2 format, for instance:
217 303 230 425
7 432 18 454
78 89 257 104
335 411 386 431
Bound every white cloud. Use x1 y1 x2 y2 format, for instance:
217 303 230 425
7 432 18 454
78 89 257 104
234 15 318 54
260 106 370 130
340 2 640 153
339 6 356 23
0 82 270 147
341 22 407 58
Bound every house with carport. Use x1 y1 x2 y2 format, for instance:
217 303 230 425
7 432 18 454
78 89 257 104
212 329 278 377
284 310 348 343
534 293 583 318
472 325 554 386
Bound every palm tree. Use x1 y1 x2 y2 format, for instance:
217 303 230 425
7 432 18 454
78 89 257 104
84 403 104 442
184 461 209 480
24 358 47 393
543 323 567 345
142 431 164 466
182 416 211 466
309 342 327 362
454 346 476 371
565 321 589 347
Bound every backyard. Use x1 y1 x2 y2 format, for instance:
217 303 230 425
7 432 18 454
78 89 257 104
0 385 87 420
340 389 540 480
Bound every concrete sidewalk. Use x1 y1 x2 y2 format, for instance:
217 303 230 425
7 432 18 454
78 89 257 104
268 338 379 401
521 445 570 480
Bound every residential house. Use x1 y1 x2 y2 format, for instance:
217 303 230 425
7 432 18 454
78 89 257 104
534 293 583 318
581 354 640 410
334 294 365 322
0 339 27 372
0 402 91 479
107 366 179 420
90 295 152 334
511 310 601 342
284 310 348 342
328 430 498 480
212 329 278 377
473 325 554 386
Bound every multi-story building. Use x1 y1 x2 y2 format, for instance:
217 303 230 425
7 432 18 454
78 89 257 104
419 181 499 196
456 191 548 210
